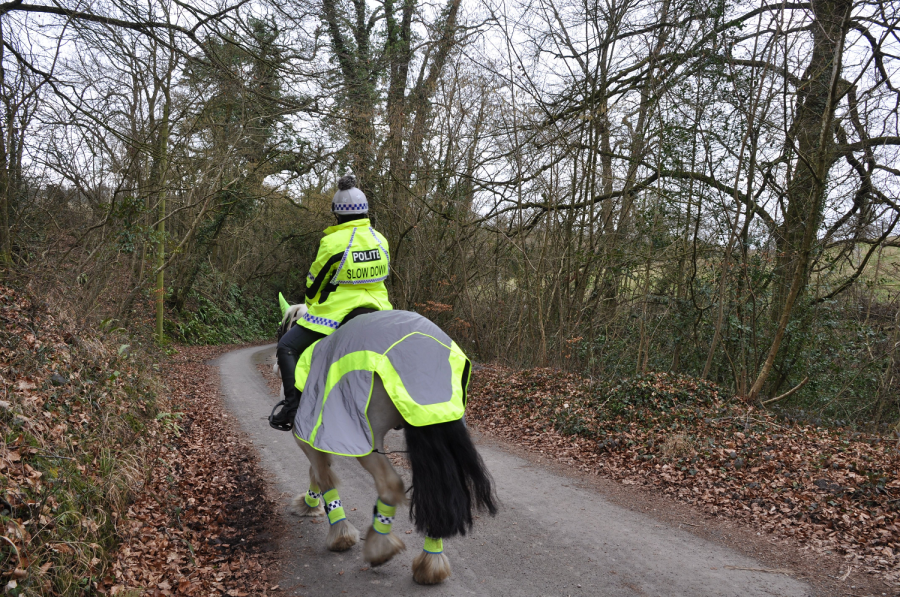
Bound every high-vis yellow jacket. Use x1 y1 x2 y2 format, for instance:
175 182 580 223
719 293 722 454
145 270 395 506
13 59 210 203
299 218 393 334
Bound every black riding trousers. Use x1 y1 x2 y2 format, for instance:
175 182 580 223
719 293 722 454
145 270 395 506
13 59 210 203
276 324 325 397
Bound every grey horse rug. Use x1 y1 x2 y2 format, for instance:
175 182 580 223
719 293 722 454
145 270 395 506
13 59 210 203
292 310 471 456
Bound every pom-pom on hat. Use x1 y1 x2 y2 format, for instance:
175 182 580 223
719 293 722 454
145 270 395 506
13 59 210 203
332 174 368 215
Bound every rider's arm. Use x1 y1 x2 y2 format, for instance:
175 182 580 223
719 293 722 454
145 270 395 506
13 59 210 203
305 246 343 305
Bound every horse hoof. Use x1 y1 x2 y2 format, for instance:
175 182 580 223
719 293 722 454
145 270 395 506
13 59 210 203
326 519 359 551
412 550 451 585
289 494 325 517
363 526 406 566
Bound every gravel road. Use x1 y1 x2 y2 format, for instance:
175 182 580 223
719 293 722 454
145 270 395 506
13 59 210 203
214 344 813 597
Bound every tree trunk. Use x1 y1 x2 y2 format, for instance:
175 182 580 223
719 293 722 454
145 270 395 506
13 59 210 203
321 0 377 188
0 133 10 272
770 0 853 323
750 0 853 401
0 26 12 273
154 83 171 344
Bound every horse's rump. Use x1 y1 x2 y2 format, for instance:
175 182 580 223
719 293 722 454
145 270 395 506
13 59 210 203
279 307 495 583
293 310 471 456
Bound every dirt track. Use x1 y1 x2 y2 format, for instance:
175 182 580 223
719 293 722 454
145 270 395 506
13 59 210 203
212 344 821 596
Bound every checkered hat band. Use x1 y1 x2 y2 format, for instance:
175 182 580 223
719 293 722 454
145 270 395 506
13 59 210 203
332 202 368 212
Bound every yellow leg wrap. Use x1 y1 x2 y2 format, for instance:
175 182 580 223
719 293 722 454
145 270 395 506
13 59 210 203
304 482 321 508
323 488 346 525
423 536 443 553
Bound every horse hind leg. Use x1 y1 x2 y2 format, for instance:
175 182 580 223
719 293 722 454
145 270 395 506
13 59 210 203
288 465 325 518
357 452 406 566
412 537 452 585
295 437 359 551
290 439 328 517
363 499 406 566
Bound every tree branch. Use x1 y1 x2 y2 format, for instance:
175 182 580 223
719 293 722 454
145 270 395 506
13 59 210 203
3 3 195 36
837 136 900 154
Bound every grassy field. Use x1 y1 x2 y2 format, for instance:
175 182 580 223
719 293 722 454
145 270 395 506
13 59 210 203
817 242 900 304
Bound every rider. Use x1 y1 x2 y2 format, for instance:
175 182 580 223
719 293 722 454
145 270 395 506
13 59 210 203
269 174 393 431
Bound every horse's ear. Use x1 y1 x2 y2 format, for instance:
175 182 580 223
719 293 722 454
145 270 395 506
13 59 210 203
279 292 291 317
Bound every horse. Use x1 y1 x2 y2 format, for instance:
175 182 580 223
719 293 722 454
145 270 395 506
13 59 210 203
273 302 497 585
273 293 306 375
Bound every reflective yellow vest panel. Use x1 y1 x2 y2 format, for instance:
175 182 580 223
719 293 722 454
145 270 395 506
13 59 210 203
299 218 393 335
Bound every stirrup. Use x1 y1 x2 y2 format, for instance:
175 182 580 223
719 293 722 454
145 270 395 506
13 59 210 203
268 400 293 431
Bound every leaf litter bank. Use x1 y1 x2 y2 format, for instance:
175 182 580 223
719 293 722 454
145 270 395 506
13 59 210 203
0 285 278 595
1 285 160 594
102 344 279 595
467 365 900 587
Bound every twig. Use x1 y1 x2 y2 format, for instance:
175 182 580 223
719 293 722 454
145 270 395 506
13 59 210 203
838 566 853 581
745 416 790 431
761 377 809 405
723 565 793 575
0 534 25 570
35 452 76 460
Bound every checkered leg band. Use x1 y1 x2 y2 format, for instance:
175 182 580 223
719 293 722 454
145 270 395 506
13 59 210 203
322 488 346 525
304 489 321 507
372 499 396 535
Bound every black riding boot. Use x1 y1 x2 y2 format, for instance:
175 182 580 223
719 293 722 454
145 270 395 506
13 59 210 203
269 386 301 431
269 320 326 431
270 342 303 431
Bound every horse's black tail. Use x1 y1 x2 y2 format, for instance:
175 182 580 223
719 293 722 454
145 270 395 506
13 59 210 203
404 419 497 538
